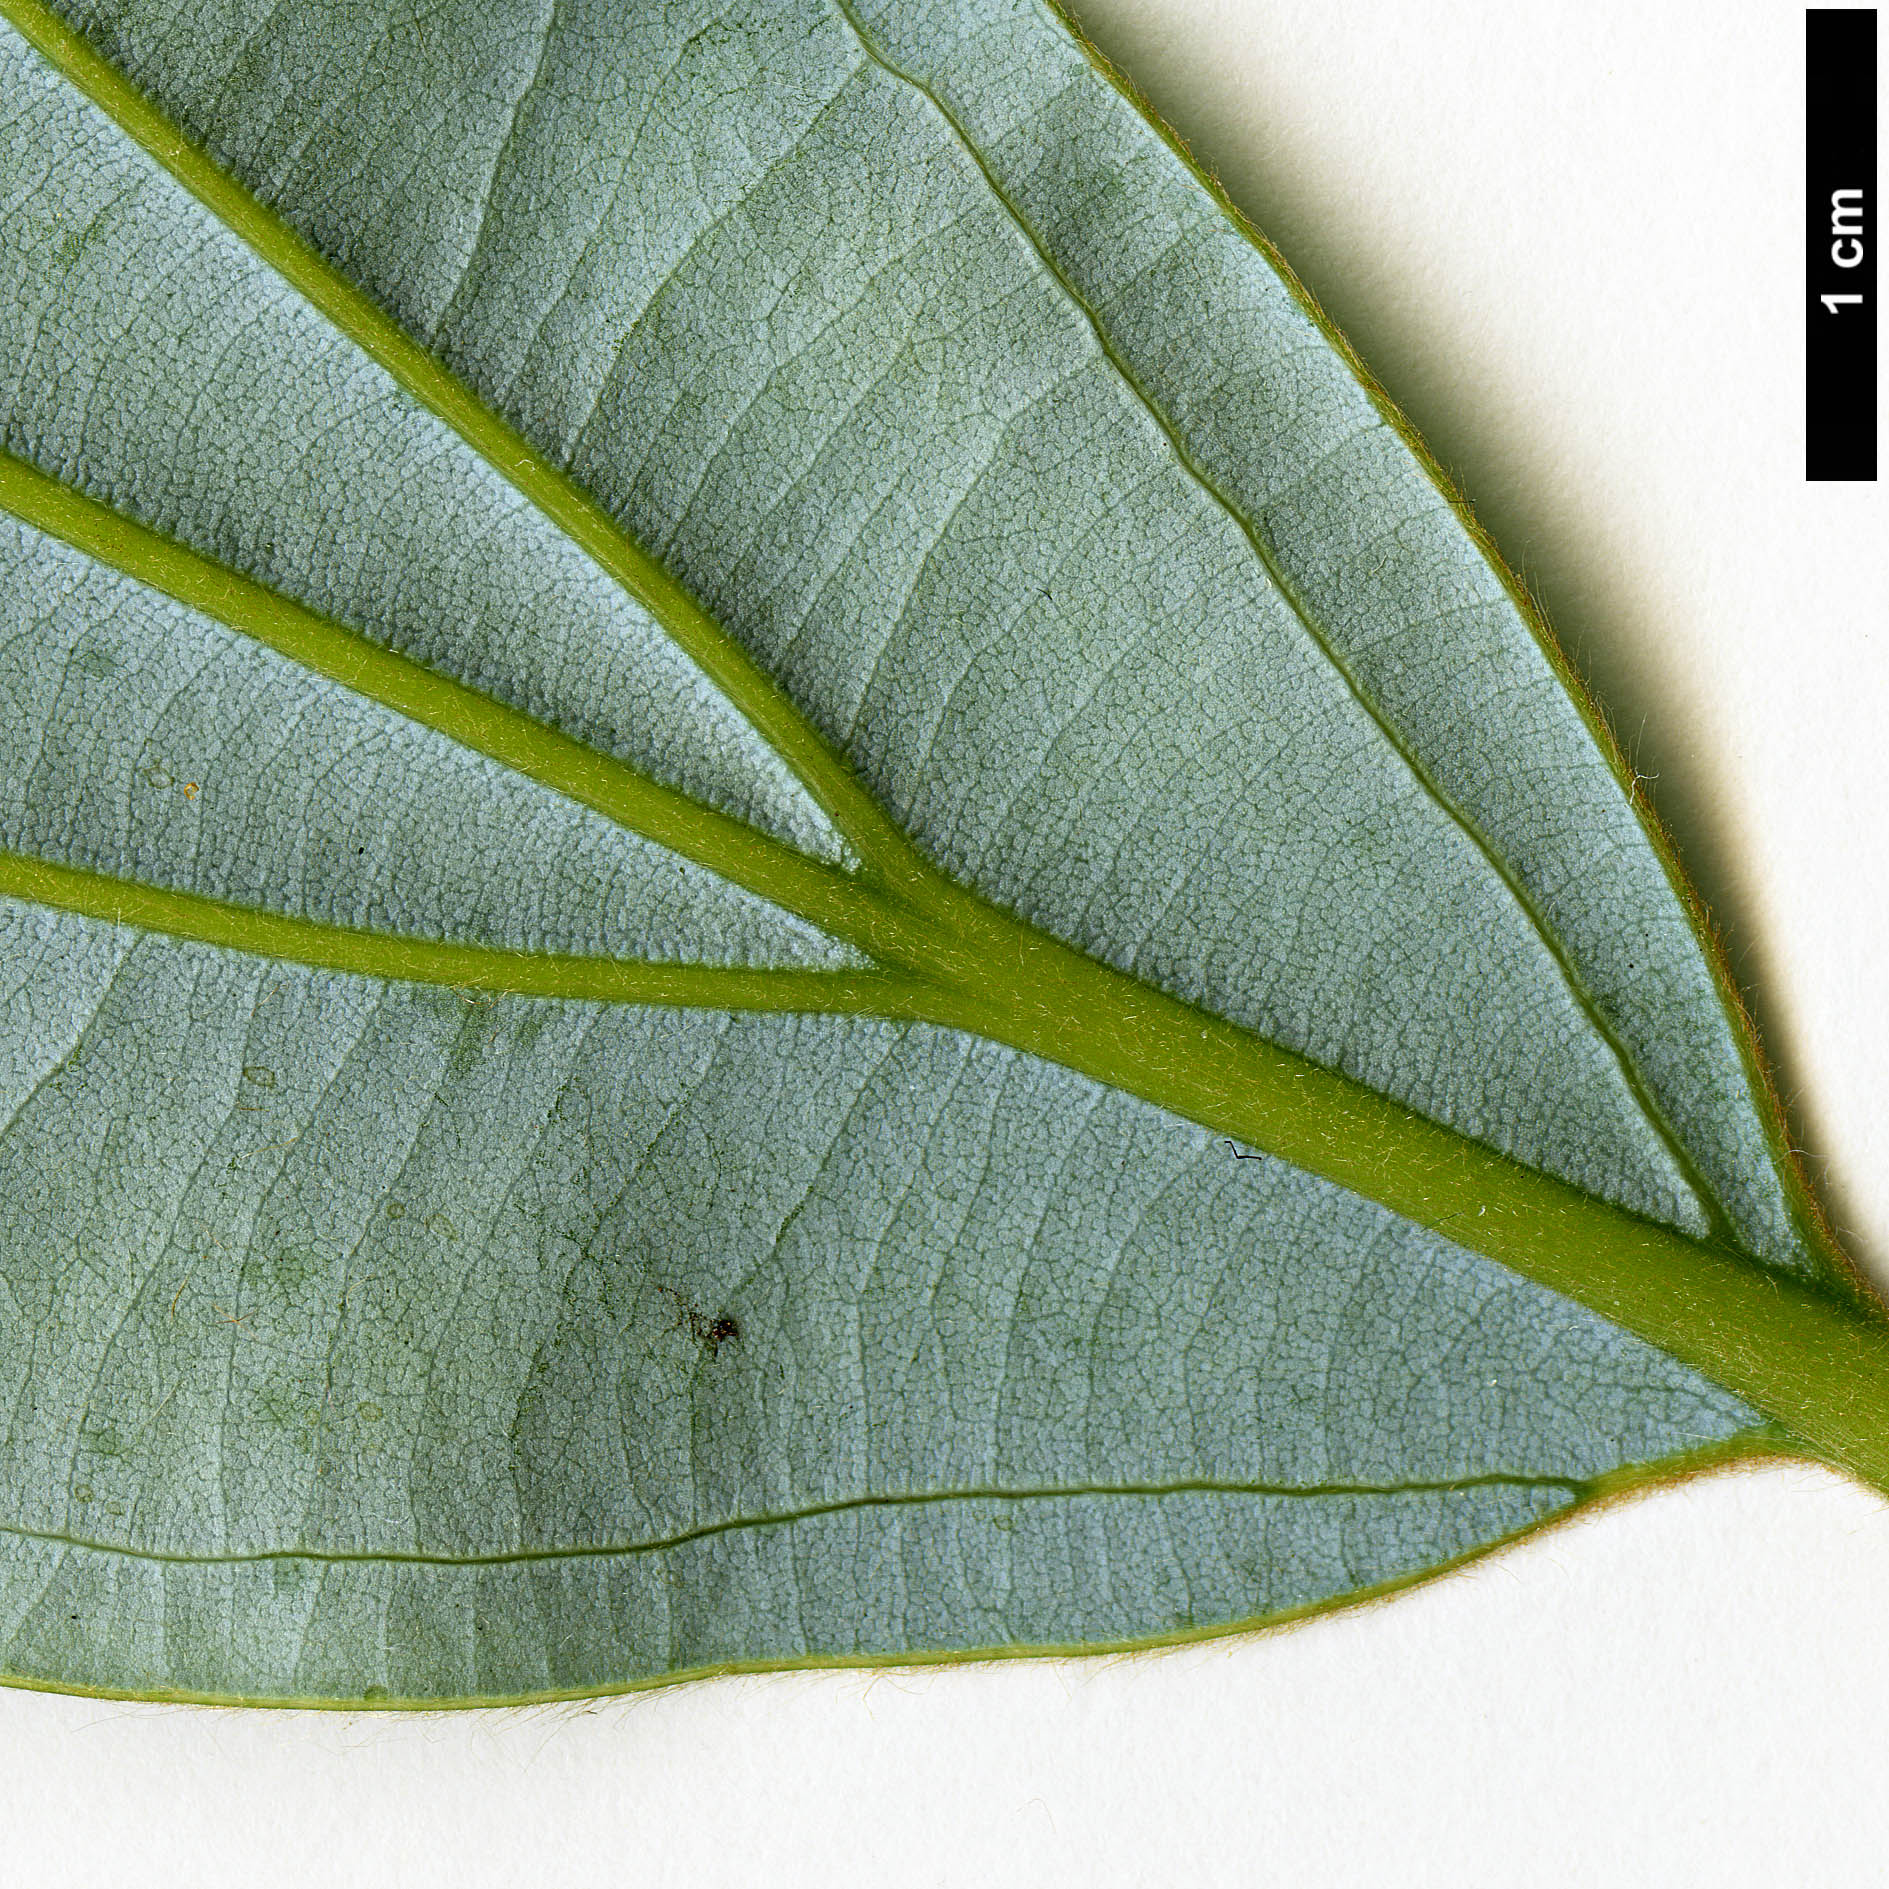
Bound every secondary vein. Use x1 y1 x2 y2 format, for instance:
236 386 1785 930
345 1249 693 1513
4 1471 1583 1570
0 0 930 894
828 0 1740 1248
5 0 1872 1444
1 0 1737 1250
0 449 915 960
0 848 938 1016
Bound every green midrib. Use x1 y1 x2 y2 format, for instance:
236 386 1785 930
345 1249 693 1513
8 0 1889 1507
2 0 1742 1254
827 0 1738 1249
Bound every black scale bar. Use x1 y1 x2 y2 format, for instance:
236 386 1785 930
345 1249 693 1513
1807 9 1878 481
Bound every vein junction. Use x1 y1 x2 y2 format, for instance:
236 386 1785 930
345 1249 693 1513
0 447 918 981
0 0 1721 1203
0 0 1760 1287
825 0 1738 1252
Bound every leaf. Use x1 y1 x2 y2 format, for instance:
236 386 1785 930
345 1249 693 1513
0 0 1881 1708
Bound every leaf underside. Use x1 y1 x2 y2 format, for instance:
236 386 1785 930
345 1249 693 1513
0 0 1834 1704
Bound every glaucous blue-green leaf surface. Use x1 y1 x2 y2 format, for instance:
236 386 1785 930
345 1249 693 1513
0 0 1873 1705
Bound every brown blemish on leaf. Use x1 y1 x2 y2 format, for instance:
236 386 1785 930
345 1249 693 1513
656 1284 741 1354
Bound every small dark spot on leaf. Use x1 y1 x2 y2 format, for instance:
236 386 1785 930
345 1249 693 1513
242 1065 276 1088
656 1284 741 1353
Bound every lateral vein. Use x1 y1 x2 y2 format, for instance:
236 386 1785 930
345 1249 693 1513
3 1471 1585 1570
0 449 911 957
0 0 930 892
0 848 936 1016
829 0 1740 1247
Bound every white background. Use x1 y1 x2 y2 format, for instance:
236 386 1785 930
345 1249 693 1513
7 3 1888 1883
